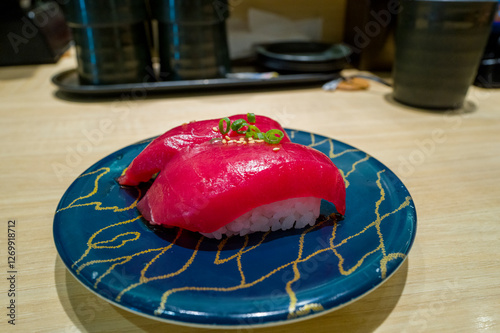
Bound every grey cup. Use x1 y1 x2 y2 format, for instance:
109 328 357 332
392 0 497 109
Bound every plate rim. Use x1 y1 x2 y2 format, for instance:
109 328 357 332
53 128 417 328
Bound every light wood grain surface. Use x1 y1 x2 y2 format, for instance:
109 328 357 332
0 52 499 333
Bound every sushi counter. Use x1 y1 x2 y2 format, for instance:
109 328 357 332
1 51 500 333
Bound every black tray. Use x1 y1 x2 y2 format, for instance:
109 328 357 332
51 68 340 95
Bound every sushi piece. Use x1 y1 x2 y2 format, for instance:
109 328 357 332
137 141 346 239
118 114 290 186
205 197 323 239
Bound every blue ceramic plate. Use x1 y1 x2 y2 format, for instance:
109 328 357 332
53 130 416 328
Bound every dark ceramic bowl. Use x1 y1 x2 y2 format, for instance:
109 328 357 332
256 42 352 74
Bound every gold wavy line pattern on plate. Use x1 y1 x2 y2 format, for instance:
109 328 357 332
57 134 411 320
288 303 324 319
115 232 203 302
57 167 140 213
309 138 369 188
72 216 142 270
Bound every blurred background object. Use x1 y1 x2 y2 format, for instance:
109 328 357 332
255 41 351 74
61 0 153 85
0 0 71 66
475 1 500 88
343 0 397 71
392 0 497 109
150 0 231 81
227 8 323 60
229 0 345 45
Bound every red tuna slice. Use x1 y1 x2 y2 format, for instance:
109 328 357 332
137 142 346 233
118 114 290 186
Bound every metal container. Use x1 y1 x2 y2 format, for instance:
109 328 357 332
62 0 153 85
151 0 231 80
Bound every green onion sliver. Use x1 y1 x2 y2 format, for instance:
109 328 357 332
264 129 284 144
247 113 256 124
254 132 265 140
218 115 284 144
231 118 248 134
247 125 261 133
245 125 261 138
219 117 231 135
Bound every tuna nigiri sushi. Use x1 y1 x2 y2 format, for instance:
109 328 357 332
118 114 290 186
120 114 345 239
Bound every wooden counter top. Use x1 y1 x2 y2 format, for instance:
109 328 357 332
0 53 499 332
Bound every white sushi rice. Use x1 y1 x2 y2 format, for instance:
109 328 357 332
200 197 321 239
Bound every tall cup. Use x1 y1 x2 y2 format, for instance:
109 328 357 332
393 0 497 109
62 0 153 85
150 0 231 81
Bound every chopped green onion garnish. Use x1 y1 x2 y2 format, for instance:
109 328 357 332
264 129 284 144
246 125 261 137
245 124 261 138
247 125 261 132
219 117 231 135
231 119 248 134
247 113 256 123
254 132 265 140
216 115 285 145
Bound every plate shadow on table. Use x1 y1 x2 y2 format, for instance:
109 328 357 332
384 93 478 115
55 253 409 333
